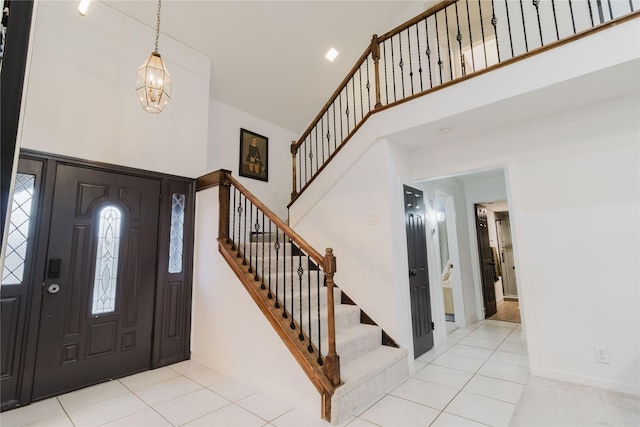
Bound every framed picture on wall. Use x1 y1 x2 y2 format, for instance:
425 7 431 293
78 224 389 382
239 128 268 182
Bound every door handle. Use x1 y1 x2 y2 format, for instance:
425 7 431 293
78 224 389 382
409 269 417 276
47 283 60 294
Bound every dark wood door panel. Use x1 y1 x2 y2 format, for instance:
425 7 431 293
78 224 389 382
404 185 434 358
32 164 161 400
475 205 497 318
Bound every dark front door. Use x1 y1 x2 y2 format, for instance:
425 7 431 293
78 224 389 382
404 185 434 358
475 204 497 318
32 164 161 400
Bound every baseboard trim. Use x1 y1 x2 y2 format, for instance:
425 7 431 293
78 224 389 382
534 367 640 396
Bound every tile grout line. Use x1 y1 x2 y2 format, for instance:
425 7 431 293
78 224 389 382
432 322 524 426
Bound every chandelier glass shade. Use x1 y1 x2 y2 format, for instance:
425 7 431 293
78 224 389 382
136 0 171 114
136 51 171 113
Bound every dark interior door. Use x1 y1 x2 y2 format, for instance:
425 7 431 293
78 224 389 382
475 204 497 318
404 185 434 358
32 164 161 400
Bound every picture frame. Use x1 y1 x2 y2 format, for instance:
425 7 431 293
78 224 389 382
239 128 268 182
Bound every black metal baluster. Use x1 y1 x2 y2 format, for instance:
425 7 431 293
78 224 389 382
242 197 247 265
383 41 389 104
282 232 287 317
435 13 444 84
407 29 415 95
236 193 243 258
307 264 313 353
398 32 406 98
268 220 273 298
321 114 325 165
586 0 595 27
519 0 529 52
491 0 501 62
287 237 293 324
314 125 319 173
444 7 454 81
568 0 577 34
465 0 476 73
304 137 308 186
425 17 434 88
629 0 635 13
325 115 331 160
345 85 351 134
551 0 560 40
248 202 253 272
332 102 337 150
254 207 260 281
274 231 280 308
352 77 357 128
455 1 464 76
504 0 515 58
261 212 266 289
366 56 372 111
596 0 605 24
478 0 489 68
358 66 364 120
606 0 613 21
231 187 237 250
533 0 543 47
297 252 304 340
415 24 424 92
316 269 323 365
390 35 397 101
339 91 344 143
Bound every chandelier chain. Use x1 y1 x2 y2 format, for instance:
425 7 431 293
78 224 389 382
154 0 161 53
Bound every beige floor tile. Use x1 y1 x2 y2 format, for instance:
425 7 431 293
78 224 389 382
0 398 65 427
183 404 266 426
463 375 525 404
359 395 439 426
118 367 179 393
236 391 295 422
135 376 203 406
390 378 459 410
153 388 231 425
58 380 129 412
67 393 148 427
102 408 172 426
445 391 515 427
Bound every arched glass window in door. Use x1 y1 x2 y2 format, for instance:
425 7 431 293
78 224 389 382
92 205 122 314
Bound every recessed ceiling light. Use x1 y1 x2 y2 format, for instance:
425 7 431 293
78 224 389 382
78 0 92 15
325 48 339 62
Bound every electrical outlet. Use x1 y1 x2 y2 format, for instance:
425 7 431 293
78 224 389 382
594 346 610 364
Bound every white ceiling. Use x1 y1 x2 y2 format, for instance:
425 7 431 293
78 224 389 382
103 0 434 134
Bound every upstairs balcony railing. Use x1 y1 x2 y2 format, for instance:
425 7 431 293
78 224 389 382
290 0 639 204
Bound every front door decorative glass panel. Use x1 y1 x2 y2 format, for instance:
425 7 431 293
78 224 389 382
2 173 36 285
168 193 185 273
91 205 122 314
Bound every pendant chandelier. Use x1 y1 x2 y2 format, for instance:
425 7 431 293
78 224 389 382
136 0 171 113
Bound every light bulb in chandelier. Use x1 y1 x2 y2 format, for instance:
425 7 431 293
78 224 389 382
136 51 171 113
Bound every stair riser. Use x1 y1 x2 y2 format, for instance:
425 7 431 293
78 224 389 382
265 284 339 312
299 307 361 344
319 327 381 365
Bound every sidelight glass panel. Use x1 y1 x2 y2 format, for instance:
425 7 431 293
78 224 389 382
2 173 36 285
91 205 122 314
168 193 185 274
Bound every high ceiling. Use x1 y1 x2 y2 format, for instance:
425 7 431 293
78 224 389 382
104 1 433 133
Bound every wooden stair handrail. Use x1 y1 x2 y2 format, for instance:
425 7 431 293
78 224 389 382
196 169 341 421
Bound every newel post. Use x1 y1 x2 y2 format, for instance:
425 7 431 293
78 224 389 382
323 248 341 386
370 34 382 108
218 170 231 242
291 141 298 199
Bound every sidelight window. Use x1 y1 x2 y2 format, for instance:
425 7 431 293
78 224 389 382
91 205 122 314
2 173 36 285
168 193 185 274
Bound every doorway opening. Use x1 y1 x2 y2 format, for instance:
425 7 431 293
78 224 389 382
474 201 520 323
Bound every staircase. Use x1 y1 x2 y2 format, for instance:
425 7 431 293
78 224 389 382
241 235 409 423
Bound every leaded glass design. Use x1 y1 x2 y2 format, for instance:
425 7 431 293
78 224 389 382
91 205 122 314
2 173 36 285
168 193 185 274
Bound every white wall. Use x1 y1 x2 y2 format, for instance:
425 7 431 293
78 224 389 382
288 19 639 395
207 99 297 220
19 1 210 178
410 94 640 395
290 141 415 357
192 188 320 415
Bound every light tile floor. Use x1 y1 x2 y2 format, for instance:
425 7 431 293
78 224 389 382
2 320 529 427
